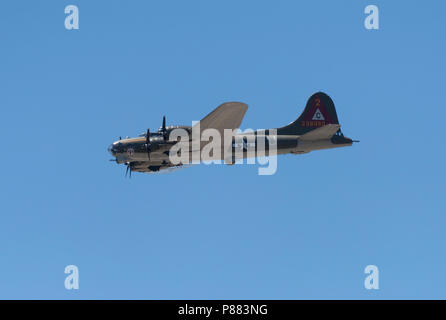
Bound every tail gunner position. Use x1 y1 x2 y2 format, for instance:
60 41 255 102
108 92 358 176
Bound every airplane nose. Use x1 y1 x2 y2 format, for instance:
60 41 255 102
108 144 115 156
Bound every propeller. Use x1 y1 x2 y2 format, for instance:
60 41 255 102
125 162 132 178
145 116 167 160
145 128 151 159
161 116 168 141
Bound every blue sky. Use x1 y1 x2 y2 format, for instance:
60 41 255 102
0 0 445 299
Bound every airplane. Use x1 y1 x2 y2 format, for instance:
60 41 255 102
108 92 357 176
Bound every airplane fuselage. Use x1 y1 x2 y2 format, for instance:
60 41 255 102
108 129 353 172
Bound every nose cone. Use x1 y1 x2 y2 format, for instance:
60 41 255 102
108 144 116 156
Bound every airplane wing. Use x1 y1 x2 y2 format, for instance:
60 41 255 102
193 102 248 137
299 124 340 140
129 160 191 174
153 164 193 174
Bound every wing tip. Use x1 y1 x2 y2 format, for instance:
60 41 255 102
219 101 248 111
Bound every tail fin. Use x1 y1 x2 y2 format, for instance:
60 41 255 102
277 92 340 135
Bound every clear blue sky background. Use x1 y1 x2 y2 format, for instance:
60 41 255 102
1 0 445 299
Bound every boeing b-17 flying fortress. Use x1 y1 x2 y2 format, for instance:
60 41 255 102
108 92 357 176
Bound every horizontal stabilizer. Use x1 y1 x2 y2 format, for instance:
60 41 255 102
299 124 340 140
